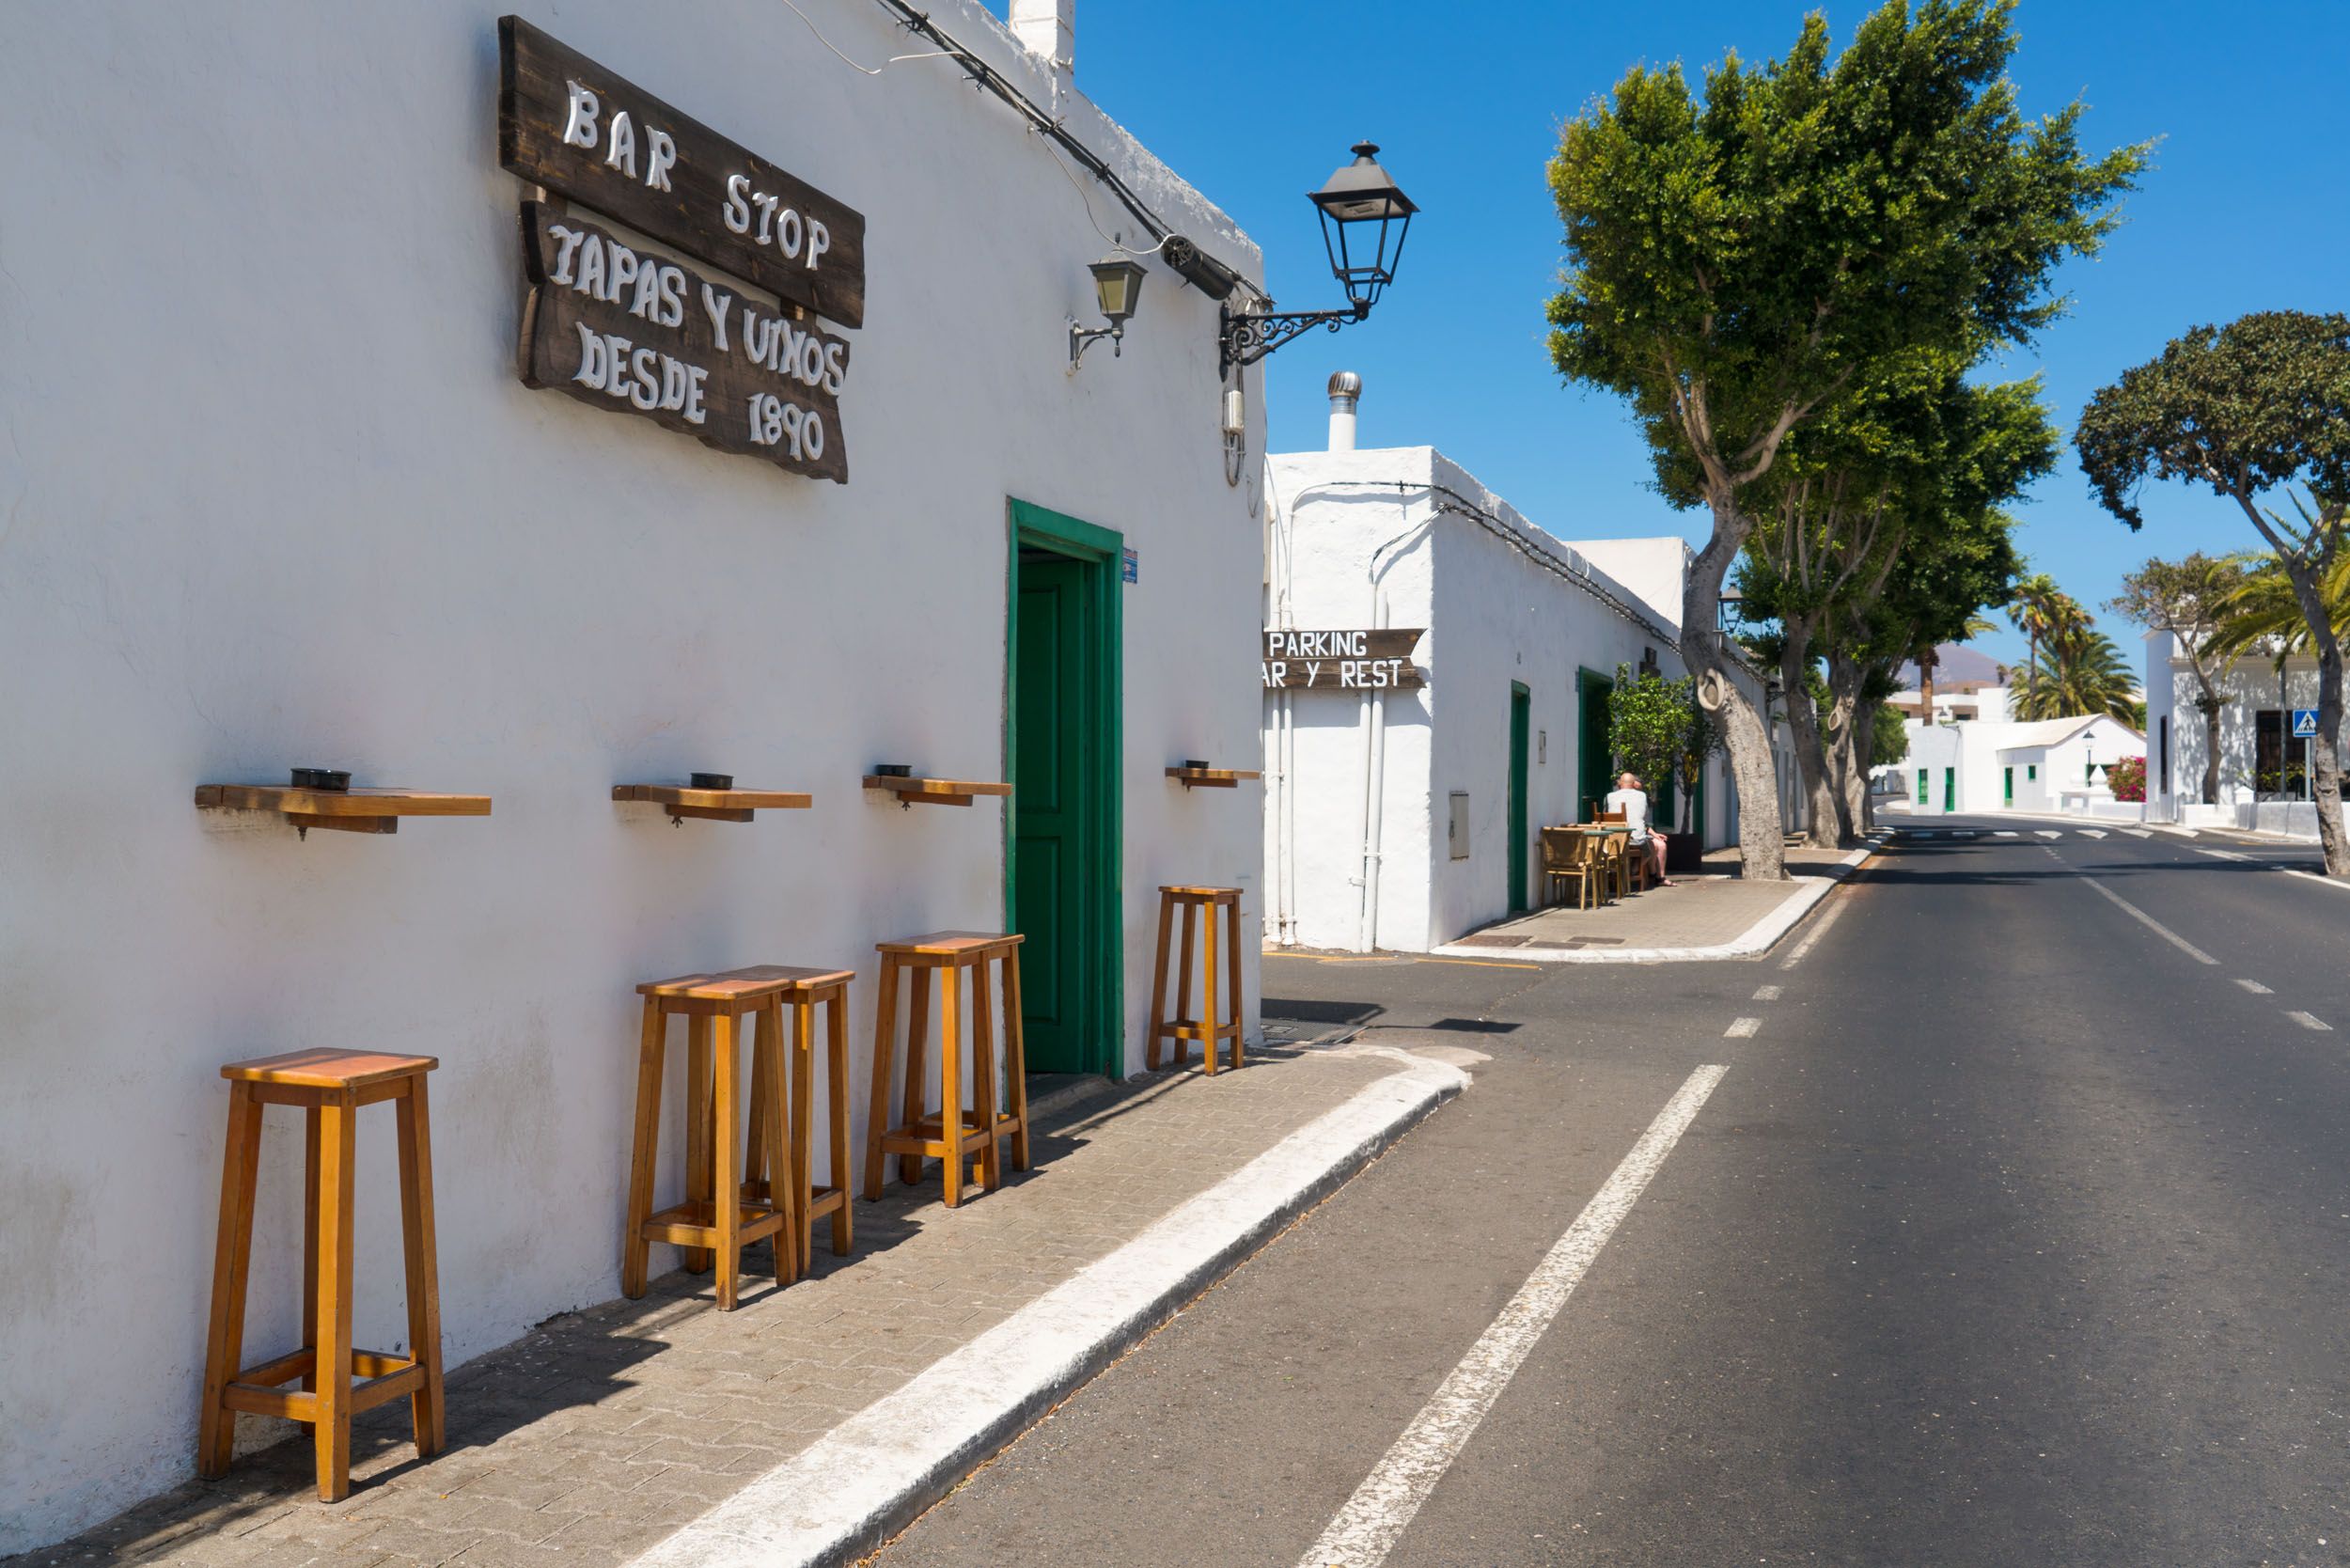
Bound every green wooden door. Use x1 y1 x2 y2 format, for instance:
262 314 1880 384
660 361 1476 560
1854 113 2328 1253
1508 684 1531 911
1013 557 1091 1074
1576 670 1613 821
1943 767 1956 811
2004 766 2013 805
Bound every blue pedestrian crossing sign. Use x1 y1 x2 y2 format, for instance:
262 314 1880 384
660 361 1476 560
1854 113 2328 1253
2293 709 2321 738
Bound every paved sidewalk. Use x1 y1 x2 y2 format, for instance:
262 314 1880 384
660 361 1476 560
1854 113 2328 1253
1434 839 1875 963
14 1039 1455 1568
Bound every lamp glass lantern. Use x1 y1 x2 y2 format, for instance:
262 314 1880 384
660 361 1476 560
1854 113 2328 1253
1309 142 1417 312
1072 256 1150 368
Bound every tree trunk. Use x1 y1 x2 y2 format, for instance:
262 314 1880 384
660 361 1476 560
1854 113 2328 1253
1778 627 1849 847
1825 649 1870 841
2199 696 2222 807
2316 635 2347 876
1681 509 1787 881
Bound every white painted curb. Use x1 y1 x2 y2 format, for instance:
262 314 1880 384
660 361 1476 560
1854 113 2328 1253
625 1052 1469 1568
1429 836 1885 965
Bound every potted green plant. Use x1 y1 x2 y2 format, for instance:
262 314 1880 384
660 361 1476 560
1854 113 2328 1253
1608 664 1719 874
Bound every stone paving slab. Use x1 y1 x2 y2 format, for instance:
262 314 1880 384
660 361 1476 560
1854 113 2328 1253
9 1043 1418 1568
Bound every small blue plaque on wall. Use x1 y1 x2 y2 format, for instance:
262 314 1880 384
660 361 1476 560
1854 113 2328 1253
1121 547 1138 584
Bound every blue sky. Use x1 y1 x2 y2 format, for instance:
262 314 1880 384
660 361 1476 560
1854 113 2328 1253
1075 1 2349 665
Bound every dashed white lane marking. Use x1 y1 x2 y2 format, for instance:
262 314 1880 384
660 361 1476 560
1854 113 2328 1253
2075 876 2219 965
2198 847 2254 863
2036 830 2063 840
2123 827 2153 839
2079 828 2109 839
2289 1011 2333 1032
1294 1066 1729 1568
1994 830 2019 838
1725 1016 1762 1038
1752 984 1782 1001
2238 979 2275 995
1778 893 1851 970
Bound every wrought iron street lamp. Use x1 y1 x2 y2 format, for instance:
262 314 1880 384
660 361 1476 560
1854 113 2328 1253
1070 256 1150 368
1219 142 1417 377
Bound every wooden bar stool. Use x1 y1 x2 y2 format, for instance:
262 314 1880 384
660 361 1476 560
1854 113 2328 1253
741 966 855 1272
1148 886 1244 1074
862 933 1030 1209
198 1049 444 1503
623 967 800 1310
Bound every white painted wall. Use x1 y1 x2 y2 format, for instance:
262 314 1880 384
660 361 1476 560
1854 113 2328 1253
2145 630 2343 828
1262 447 1750 952
0 1 1265 1548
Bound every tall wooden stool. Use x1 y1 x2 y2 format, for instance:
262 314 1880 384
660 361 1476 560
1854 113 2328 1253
741 967 855 1271
198 1049 444 1503
623 968 800 1310
1148 886 1244 1074
863 933 1030 1209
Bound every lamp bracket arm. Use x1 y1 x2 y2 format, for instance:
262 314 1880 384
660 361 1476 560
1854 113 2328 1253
1219 301 1372 376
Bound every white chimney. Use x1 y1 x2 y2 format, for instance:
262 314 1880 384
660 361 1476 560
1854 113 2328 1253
1327 369 1361 451
1009 0 1073 78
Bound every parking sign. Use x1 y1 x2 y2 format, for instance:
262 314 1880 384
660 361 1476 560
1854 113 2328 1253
2293 709 2320 738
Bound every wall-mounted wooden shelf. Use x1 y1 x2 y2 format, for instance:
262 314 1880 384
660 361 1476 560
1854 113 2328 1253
1167 767 1261 790
194 785 493 839
613 784 812 824
862 775 1012 809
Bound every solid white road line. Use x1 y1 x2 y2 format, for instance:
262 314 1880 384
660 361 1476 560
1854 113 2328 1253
1778 892 1851 970
2123 827 2153 839
2079 828 2108 839
2280 866 2350 894
1725 1016 1761 1038
2036 830 2063 840
2237 979 2274 995
2289 1011 2333 1032
1293 1066 1729 1568
2075 876 2219 965
1752 984 1782 1001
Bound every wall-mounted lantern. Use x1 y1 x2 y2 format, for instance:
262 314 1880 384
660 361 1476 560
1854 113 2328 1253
1070 256 1150 368
1219 141 1418 377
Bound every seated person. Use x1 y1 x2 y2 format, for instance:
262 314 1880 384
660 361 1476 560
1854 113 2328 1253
1604 771 1673 886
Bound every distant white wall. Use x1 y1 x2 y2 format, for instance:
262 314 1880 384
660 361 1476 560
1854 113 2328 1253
0 0 1264 1549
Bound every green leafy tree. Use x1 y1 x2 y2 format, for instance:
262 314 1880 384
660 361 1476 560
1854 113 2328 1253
1870 702 1910 766
2106 553 2251 804
1607 665 1715 834
1546 0 2144 878
2077 310 2350 872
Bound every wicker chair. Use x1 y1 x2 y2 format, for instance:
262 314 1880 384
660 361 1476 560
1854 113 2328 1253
1540 827 1601 910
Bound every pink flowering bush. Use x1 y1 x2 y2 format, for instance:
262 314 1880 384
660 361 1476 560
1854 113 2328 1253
2106 756 2146 802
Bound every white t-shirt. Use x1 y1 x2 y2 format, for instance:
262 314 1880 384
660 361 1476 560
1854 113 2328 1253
1604 786 1653 843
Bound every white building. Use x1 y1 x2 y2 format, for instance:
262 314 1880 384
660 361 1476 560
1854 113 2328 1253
2143 631 2344 834
1262 388 1794 952
1891 713 2145 816
0 2 1273 1548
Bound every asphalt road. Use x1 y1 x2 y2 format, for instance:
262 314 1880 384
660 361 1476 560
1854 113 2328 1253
871 820 2350 1566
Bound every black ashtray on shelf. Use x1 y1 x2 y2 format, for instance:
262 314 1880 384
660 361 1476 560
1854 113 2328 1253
290 768 352 792
689 773 733 792
1183 760 1212 772
872 763 913 778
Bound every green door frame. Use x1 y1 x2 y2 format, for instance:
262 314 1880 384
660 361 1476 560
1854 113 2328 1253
1575 666 1614 822
1917 769 1929 807
1005 498 1123 1080
1943 767 1956 812
1508 682 1531 912
2003 766 2013 805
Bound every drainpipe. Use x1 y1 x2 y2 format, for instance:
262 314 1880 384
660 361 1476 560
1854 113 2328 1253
1357 599 1390 953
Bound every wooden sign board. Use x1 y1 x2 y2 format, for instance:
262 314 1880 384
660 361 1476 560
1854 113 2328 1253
499 16 867 329
1262 628 1426 691
519 201 850 483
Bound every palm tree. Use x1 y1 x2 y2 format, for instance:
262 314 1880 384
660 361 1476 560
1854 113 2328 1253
2008 588 2092 718
2007 572 2061 685
2012 623 2138 723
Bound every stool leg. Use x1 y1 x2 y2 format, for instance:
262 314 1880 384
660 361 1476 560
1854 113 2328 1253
972 960 1001 1194
1226 898 1246 1070
711 1011 743 1310
826 989 853 1254
1202 900 1222 1075
683 1014 713 1274
864 956 900 1200
900 965 932 1188
197 1081 263 1478
759 1001 797 1286
1173 900 1198 1068
313 1097 357 1503
622 1001 665 1299
1002 949 1031 1172
791 996 816 1272
395 1078 446 1457
938 966 964 1209
1146 890 1173 1071
744 1013 773 1203
301 1106 321 1393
